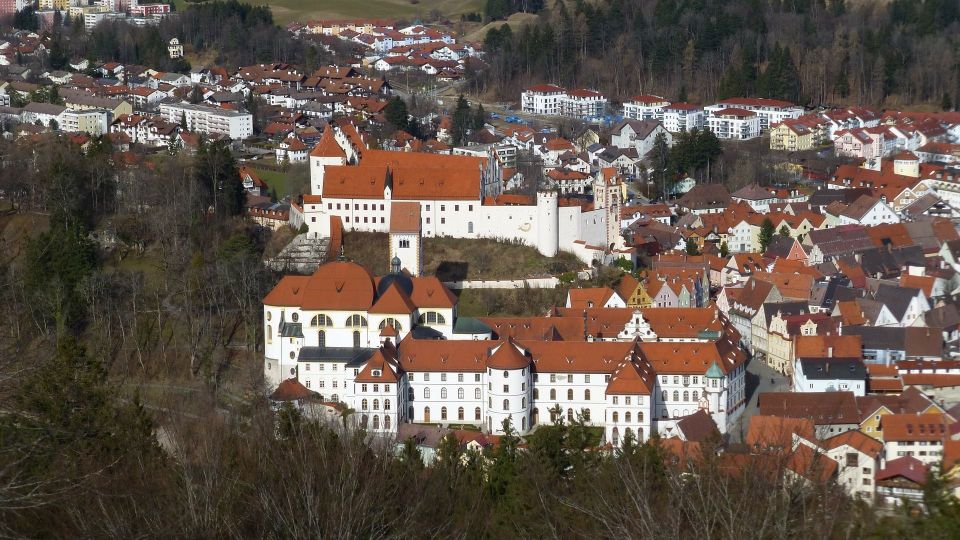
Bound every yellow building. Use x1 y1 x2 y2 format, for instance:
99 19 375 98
615 274 653 308
40 0 71 10
858 390 945 442
770 116 828 152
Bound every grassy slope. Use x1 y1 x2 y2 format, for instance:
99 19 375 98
342 231 582 281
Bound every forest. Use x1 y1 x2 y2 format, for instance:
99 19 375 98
20 0 313 72
478 0 960 109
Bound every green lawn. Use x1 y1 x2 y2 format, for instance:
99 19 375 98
248 0 484 25
253 168 287 197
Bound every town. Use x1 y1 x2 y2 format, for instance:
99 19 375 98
2 0 960 535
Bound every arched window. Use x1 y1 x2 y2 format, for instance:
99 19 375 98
378 318 403 332
550 408 558 422
353 331 361 348
407 387 414 401
385 415 391 430
361 414 368 428
361 399 369 410
318 330 326 348
550 389 556 400
458 407 464 420
533 389 539 400
373 399 379 410
522 417 526 431
418 311 446 325
584 389 591 401
612 411 619 423
458 387 464 399
408 406 414 420
625 427 634 440
424 388 430 399
625 412 632 423
346 314 368 327
683 391 689 402
612 427 619 446
638 412 644 422
583 409 590 421
662 390 668 402
441 406 448 420
424 406 431 422
373 415 380 429
468 221 474 234
692 391 699 401
567 389 574 401
567 408 574 422
385 399 391 411
475 388 481 399
502 399 509 411
311 314 333 327
332 394 339 402
521 397 526 408
475 407 482 420
441 387 448 399
673 391 680 402
266 326 272 344
533 408 539 424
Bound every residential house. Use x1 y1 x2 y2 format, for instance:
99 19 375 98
793 358 867 396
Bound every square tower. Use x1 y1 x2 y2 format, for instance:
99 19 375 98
389 201 422 276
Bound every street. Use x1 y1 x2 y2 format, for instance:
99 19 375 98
727 352 791 443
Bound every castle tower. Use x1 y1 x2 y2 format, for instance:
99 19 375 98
485 339 532 435
593 168 623 251
536 191 559 257
309 126 347 196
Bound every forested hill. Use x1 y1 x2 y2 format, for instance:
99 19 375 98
479 0 960 109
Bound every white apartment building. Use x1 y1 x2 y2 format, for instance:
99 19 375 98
622 95 671 121
159 102 253 139
521 84 565 116
707 108 762 140
520 85 607 119
59 109 110 135
663 103 705 132
706 97 803 130
792 358 867 396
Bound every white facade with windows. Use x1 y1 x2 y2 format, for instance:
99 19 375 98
159 102 253 139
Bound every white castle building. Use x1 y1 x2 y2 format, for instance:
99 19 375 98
263 260 748 445
301 123 625 263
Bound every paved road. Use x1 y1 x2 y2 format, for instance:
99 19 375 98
727 352 791 443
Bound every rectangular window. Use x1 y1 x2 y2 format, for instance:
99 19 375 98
441 218 445 224
503 385 509 392
441 205 445 211
475 374 481 382
625 397 631 405
305 364 310 371
455 205 459 211
550 374 556 383
424 373 430 381
584 374 590 383
362 384 368 392
409 373 415 381
441 373 447 382
458 374 464 382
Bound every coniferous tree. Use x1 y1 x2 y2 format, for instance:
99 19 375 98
384 96 409 132
759 218 775 252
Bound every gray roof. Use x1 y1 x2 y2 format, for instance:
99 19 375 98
613 118 662 140
807 225 874 258
764 235 797 259
842 326 942 358
872 284 922 321
678 184 731 211
731 184 774 201
798 359 866 381
762 300 809 326
297 347 375 366
22 102 66 115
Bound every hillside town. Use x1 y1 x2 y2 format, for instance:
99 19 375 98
6 2 960 532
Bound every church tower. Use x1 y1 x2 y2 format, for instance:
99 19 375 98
593 168 623 251
388 201 422 276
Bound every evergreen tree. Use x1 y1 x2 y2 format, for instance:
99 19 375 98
472 103 486 130
758 218 775 252
451 94 472 146
685 238 700 255
384 96 409 132
719 240 729 258
942 92 954 111
651 131 674 200
778 224 790 237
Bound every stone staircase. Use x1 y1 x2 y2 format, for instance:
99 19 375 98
266 234 329 274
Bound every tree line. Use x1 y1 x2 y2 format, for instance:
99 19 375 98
477 0 960 109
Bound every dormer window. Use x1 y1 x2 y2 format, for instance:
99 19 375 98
372 369 382 377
